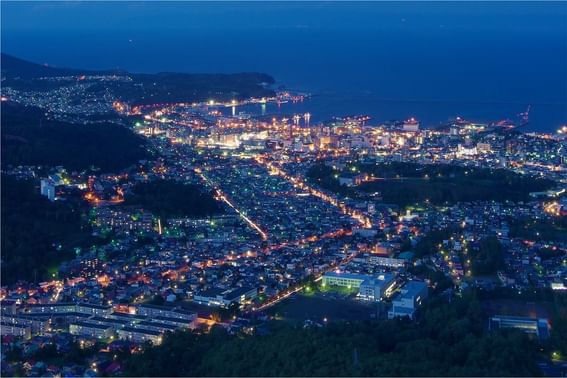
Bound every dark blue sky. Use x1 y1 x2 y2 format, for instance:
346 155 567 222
2 2 566 130
2 2 566 32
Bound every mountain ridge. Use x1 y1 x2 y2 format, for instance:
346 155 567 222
1 53 276 105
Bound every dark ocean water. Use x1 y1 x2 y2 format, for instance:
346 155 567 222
2 2 566 131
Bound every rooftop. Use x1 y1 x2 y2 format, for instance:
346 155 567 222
399 281 428 299
323 272 370 281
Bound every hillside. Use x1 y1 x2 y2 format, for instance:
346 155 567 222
1 53 276 105
123 180 223 219
124 295 542 377
0 53 116 79
307 162 555 206
0 175 95 285
1 102 148 172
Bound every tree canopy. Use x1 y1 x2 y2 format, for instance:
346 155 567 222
1 103 148 172
123 180 222 219
124 295 542 377
307 162 554 206
1 175 94 285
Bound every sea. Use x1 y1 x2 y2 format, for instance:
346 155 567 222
2 2 566 132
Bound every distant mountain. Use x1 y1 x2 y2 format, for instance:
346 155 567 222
1 53 276 105
0 53 121 79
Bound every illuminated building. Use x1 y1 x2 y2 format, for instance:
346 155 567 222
2 314 50 335
322 272 395 301
477 142 491 154
26 302 111 316
402 117 420 132
40 178 56 201
70 321 114 339
367 255 405 268
388 281 428 319
358 274 397 302
373 243 393 255
27 303 79 314
456 144 478 157
0 322 31 339
137 304 197 323
193 287 258 308
117 326 163 345
136 320 179 333
489 315 550 340
1 299 17 315
322 272 369 288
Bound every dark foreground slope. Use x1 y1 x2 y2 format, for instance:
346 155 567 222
124 295 542 377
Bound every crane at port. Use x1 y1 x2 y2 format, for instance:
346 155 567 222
517 105 530 125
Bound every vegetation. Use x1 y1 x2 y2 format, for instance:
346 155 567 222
509 216 567 243
469 237 505 276
548 293 567 360
414 227 457 258
104 72 275 105
124 294 542 376
476 288 567 362
1 103 147 172
2 53 276 105
123 180 222 219
2 340 108 376
1 53 109 79
307 162 554 206
306 163 356 198
407 265 454 293
1 175 94 285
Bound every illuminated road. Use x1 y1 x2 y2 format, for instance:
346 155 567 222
195 167 269 240
252 245 362 312
254 284 305 311
266 228 351 252
254 156 372 228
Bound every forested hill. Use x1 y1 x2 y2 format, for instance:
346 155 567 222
124 295 542 377
1 53 276 105
1 102 147 172
0 53 119 78
102 71 276 105
1 175 94 285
